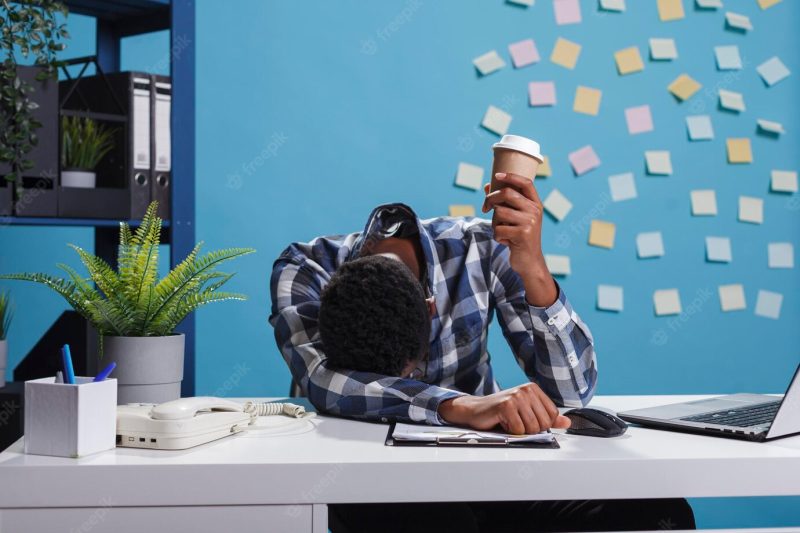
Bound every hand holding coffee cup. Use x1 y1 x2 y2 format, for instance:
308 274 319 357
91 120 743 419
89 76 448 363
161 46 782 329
489 134 543 192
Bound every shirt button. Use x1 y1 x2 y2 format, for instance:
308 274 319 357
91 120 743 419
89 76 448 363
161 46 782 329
547 317 557 326
381 417 388 423
567 354 578 367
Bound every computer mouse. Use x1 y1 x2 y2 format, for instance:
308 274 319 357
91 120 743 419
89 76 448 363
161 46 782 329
563 408 628 438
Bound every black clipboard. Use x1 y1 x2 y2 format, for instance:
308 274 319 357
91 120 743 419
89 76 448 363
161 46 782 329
384 423 560 449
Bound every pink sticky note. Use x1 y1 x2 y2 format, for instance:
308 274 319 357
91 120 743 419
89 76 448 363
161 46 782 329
569 145 601 175
625 105 654 135
508 39 540 68
554 0 582 25
529 81 556 106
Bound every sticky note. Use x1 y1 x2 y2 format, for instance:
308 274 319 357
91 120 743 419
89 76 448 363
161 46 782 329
706 236 732 262
649 38 677 60
715 45 742 70
757 57 791 87
654 289 682 316
609 172 637 202
537 156 552 177
726 12 752 31
615 47 645 75
509 39 540 68
481 105 512 136
473 51 506 76
543 189 573 221
668 74 701 101
529 81 556 106
550 37 581 69
625 105 653 135
755 290 782 319
588 220 616 249
569 145 601 176
691 189 717 216
455 162 484 190
758 0 782 9
507 0 534 6
554 0 581 24
719 284 746 312
686 115 714 141
637 231 665 258
757 119 785 135
449 204 476 217
658 0 685 21
573 86 602 116
719 89 745 112
738 196 763 224
771 170 798 193
600 0 625 11
768 243 794 269
545 254 571 276
727 138 752 164
597 285 624 312
696 0 722 8
645 151 672 175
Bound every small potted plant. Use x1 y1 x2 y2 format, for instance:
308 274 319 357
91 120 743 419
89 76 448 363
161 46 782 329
1 202 255 403
60 115 116 188
0 291 12 389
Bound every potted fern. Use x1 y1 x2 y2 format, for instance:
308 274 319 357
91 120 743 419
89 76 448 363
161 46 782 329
0 202 255 403
60 116 116 188
0 291 12 388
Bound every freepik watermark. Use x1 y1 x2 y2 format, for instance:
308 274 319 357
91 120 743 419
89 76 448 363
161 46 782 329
145 33 192 75
226 132 289 190
68 497 114 533
285 463 347 518
211 362 251 397
650 287 713 346
360 0 424 56
688 56 751 114
554 192 613 249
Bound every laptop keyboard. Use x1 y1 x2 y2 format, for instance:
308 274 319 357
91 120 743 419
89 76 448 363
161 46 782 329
681 400 781 428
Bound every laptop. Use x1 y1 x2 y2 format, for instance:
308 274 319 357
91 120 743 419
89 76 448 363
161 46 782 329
618 364 800 442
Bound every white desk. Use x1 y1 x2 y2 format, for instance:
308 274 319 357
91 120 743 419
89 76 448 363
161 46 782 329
1 395 799 533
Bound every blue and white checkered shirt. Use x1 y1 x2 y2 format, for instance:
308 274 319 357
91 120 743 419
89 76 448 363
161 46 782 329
269 203 597 425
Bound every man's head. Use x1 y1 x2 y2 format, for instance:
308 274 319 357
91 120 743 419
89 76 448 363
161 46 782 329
319 254 430 377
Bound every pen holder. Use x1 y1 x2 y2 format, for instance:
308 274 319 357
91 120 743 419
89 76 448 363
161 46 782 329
24 376 117 458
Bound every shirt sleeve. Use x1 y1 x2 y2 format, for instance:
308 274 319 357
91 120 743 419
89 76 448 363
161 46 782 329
489 245 598 407
269 257 465 425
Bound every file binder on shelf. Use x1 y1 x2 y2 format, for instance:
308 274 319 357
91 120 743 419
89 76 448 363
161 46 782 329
151 75 172 220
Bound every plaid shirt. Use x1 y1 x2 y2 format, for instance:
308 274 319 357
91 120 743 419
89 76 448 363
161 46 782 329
269 203 597 425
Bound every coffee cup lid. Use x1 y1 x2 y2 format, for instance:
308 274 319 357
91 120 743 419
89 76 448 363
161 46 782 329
492 134 544 163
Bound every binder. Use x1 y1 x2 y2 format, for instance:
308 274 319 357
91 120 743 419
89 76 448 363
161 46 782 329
384 422 560 449
150 75 171 220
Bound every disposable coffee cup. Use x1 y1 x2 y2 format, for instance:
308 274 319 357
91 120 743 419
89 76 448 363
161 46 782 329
490 134 544 192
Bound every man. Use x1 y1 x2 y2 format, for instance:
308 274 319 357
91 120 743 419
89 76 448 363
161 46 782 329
269 172 694 531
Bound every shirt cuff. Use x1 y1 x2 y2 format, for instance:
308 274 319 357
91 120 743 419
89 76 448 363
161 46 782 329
409 386 467 425
528 280 574 335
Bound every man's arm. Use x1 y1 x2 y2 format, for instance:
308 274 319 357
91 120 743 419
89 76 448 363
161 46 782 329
269 257 464 424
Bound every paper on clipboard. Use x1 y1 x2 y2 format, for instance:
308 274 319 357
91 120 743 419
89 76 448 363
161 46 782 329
391 422 555 444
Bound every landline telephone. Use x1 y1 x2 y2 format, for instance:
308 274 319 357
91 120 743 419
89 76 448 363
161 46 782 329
116 397 316 450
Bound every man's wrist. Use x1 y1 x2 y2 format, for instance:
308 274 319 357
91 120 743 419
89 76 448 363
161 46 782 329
521 265 558 307
438 395 472 425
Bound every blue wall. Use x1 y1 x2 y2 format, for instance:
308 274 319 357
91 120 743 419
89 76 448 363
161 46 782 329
1 1 798 527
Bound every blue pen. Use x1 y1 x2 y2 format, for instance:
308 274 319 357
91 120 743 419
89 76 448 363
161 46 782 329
62 344 76 385
93 362 117 382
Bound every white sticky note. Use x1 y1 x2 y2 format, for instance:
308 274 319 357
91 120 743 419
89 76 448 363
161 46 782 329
473 50 506 76
755 290 782 319
691 189 717 216
481 105 512 136
768 242 794 269
686 115 714 141
654 289 682 316
719 284 746 312
645 151 672 175
637 231 665 258
608 172 637 202
739 196 763 224
714 45 742 70
454 162 484 190
757 119 785 135
757 57 791 87
600 0 625 11
507 0 534 6
706 236 732 262
543 189 573 221
725 12 752 31
696 0 722 8
771 170 798 193
545 254 571 276
597 285 624 312
719 89 745 112
649 38 677 60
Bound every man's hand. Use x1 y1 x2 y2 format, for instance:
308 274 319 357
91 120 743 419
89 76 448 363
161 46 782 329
481 172 557 307
438 383 571 435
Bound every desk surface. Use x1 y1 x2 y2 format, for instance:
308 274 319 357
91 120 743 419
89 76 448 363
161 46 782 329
1 395 799 509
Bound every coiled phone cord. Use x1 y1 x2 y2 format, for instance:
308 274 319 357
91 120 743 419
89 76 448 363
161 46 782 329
241 401 316 420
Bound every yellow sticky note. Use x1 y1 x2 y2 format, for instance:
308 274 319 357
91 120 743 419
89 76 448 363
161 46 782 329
573 86 602 116
589 220 616 249
537 156 552 177
658 0 685 21
614 47 644 75
550 37 581 70
758 0 782 9
449 204 476 217
668 74 702 101
727 138 753 164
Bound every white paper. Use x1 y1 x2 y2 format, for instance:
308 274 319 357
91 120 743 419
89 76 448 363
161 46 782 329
545 254 571 276
714 45 742 70
755 290 782 319
686 115 714 141
771 170 798 193
691 189 717 216
154 85 172 172
482 105 512 136
507 0 534 6
706 236 732 262
645 151 672 175
719 284 746 312
768 243 794 269
473 50 506 76
719 89 745 112
654 289 682 316
725 12 752 31
597 284 624 311
543 189 573 221
392 422 555 443
738 196 763 224
697 0 722 8
132 80 151 171
649 38 677 60
455 162 484 190
608 172 637 202
600 0 625 11
637 231 665 258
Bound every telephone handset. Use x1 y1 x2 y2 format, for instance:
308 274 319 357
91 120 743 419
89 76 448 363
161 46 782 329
117 397 315 450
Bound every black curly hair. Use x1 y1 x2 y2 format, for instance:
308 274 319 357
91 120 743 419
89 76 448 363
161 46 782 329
319 255 430 376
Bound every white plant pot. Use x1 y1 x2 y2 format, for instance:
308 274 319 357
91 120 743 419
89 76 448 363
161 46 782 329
0 339 7 389
103 334 184 404
61 170 96 188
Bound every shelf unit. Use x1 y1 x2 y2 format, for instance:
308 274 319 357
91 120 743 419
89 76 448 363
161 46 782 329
3 0 197 395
